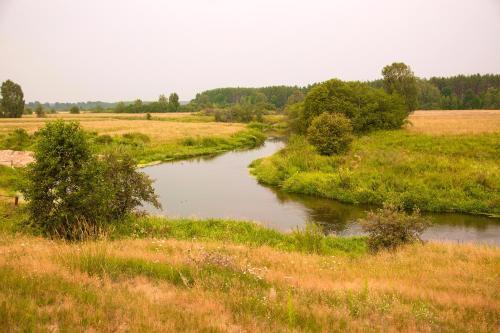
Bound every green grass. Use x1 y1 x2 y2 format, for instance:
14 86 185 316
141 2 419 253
69 248 194 286
97 127 266 166
0 165 23 196
113 215 367 256
250 131 500 215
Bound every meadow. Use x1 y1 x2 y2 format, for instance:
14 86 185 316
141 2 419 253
251 110 500 215
0 217 498 332
0 112 266 165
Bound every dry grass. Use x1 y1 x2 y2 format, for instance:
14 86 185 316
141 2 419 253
407 110 500 134
0 233 498 332
0 113 244 143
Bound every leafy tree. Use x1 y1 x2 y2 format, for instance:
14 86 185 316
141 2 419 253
382 62 418 111
69 105 80 114
114 101 126 113
416 79 441 109
0 79 25 118
286 90 305 106
168 93 180 112
286 102 308 133
22 121 160 240
307 113 353 155
35 103 45 118
303 79 406 133
100 151 159 221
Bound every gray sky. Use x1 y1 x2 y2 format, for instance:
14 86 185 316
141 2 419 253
1 0 499 102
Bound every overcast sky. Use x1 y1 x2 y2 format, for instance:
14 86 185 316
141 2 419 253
1 0 499 102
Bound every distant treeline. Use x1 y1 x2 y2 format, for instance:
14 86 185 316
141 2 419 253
24 74 499 114
190 86 308 110
26 101 120 111
370 74 499 110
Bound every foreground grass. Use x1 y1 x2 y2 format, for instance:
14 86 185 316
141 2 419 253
0 203 498 332
113 215 367 256
0 228 498 332
251 131 500 215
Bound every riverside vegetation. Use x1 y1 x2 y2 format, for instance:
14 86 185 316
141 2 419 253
252 63 500 216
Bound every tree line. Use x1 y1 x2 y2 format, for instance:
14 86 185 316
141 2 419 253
369 73 499 110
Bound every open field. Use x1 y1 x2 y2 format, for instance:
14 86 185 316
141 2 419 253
0 113 242 144
0 222 498 332
407 110 500 134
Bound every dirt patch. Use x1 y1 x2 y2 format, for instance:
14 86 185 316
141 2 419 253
0 150 34 167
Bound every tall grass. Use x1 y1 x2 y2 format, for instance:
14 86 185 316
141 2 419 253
251 131 500 215
0 234 498 332
113 216 367 256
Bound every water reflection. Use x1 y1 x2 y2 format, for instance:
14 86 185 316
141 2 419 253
143 139 500 245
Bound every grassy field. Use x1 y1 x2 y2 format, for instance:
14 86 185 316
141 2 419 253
0 113 241 142
251 111 500 215
407 110 500 134
0 216 498 332
0 113 266 165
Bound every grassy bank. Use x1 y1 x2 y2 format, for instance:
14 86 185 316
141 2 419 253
98 126 266 165
250 131 500 215
0 223 498 332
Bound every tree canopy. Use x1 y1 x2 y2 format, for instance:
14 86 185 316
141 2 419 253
1 79 25 118
382 62 418 111
302 79 407 133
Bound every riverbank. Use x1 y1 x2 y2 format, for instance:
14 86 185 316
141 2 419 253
251 130 500 216
0 212 498 332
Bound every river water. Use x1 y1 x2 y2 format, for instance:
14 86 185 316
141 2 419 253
143 139 500 245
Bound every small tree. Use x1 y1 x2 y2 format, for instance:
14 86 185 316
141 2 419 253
35 104 45 118
360 204 431 252
22 120 161 240
69 105 80 114
382 62 418 112
0 80 25 118
168 93 180 112
307 113 353 155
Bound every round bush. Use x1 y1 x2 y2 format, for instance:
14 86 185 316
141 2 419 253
306 113 353 155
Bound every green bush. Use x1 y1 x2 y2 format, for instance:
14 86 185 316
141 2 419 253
121 132 150 143
69 106 80 114
306 113 353 155
303 79 407 133
1 128 32 150
35 104 45 118
94 134 113 145
22 121 160 240
359 204 430 252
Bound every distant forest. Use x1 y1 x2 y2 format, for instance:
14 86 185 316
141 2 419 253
191 74 500 111
369 74 500 110
26 73 499 112
25 101 121 111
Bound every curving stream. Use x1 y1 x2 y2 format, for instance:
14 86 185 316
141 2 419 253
143 139 500 245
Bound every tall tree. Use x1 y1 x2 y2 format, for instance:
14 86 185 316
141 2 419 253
1 79 25 118
382 62 418 112
168 93 180 112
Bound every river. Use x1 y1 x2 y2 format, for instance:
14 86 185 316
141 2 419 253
143 139 500 244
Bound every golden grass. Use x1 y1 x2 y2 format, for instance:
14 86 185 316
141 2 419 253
407 110 500 134
0 233 498 332
0 113 244 143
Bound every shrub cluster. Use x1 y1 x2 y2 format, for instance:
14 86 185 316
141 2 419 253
306 113 353 155
303 79 407 134
22 121 161 240
360 204 430 252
